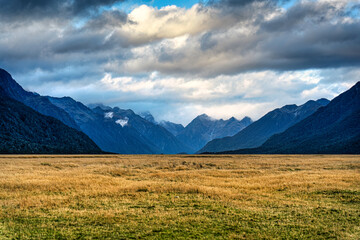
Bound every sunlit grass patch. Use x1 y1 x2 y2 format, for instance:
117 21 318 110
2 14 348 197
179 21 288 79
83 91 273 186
0 155 359 239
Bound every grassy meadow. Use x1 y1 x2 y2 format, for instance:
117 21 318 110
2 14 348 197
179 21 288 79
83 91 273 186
0 155 359 239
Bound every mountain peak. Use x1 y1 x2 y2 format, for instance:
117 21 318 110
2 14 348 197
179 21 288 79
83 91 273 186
0 68 28 100
240 116 253 125
254 81 360 154
352 81 360 92
198 113 209 118
196 113 214 121
281 104 298 111
139 111 156 123
199 98 327 153
0 69 79 130
0 68 10 77
88 103 113 111
316 98 330 106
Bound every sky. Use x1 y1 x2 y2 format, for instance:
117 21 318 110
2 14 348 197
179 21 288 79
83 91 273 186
0 0 360 125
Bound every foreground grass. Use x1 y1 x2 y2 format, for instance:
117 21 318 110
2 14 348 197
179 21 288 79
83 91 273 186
0 155 359 239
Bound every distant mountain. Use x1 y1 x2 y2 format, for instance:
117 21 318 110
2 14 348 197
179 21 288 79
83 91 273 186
216 117 253 139
48 97 158 154
87 103 112 111
199 99 329 153
159 121 185 136
92 107 194 154
0 69 79 130
139 111 157 124
0 68 194 154
0 87 102 154
177 114 253 152
231 82 360 154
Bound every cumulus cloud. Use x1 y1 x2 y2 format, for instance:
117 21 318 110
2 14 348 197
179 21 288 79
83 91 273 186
2 0 359 76
24 66 360 125
108 0 360 77
92 68 358 124
98 70 326 103
1 0 359 124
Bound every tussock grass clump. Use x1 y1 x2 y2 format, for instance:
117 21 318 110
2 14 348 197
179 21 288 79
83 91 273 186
0 155 359 239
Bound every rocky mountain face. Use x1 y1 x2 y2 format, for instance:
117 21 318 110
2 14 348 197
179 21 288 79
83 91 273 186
177 114 253 152
48 97 158 154
92 107 194 154
0 69 79 130
236 81 360 154
0 68 193 154
199 99 329 153
159 121 185 136
139 111 157 124
0 86 102 154
3 67 355 155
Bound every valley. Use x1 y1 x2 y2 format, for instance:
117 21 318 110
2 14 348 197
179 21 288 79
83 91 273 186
0 155 359 239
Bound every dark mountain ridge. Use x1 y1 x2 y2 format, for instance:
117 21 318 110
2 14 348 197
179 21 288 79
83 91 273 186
0 69 79 130
0 86 102 154
48 97 158 154
0 68 192 154
177 114 253 152
218 82 360 154
92 106 194 154
159 121 185 136
199 99 330 153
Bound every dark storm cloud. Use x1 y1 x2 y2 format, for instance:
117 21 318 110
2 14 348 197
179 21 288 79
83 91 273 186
254 2 360 71
1 0 360 124
0 0 126 21
53 11 128 54
126 0 360 77
261 1 337 32
0 1 130 75
1 0 360 79
53 32 112 54
290 26 359 67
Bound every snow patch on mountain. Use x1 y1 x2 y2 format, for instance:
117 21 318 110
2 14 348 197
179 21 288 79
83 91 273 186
116 117 129 127
105 112 114 119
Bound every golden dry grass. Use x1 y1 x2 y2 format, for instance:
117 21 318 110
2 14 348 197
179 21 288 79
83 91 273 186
0 155 359 239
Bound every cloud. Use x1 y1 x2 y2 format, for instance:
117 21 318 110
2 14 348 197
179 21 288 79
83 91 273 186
116 4 234 45
0 0 126 21
15 66 360 125
99 70 324 102
2 0 359 77
94 68 356 124
1 0 360 124
107 0 360 77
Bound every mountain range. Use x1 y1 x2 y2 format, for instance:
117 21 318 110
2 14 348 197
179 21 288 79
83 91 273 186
2 68 246 154
159 121 185 136
91 106 193 154
227 81 360 154
0 85 101 154
199 99 329 153
47 96 158 154
139 112 253 152
177 114 253 151
0 69 79 130
1 67 359 154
